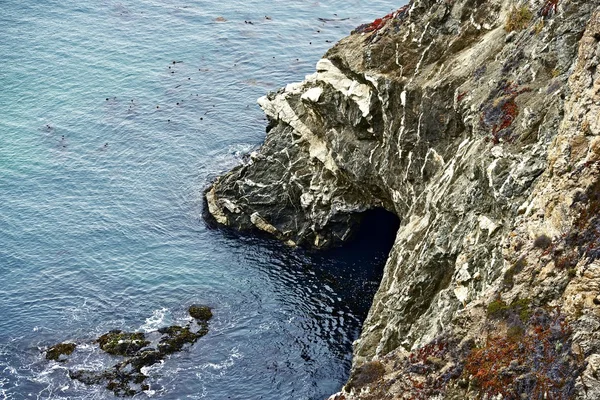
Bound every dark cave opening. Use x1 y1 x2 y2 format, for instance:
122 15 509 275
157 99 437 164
310 208 401 318
346 208 401 252
206 204 401 319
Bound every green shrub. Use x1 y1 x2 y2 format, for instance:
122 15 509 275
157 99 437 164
505 5 533 32
487 297 530 323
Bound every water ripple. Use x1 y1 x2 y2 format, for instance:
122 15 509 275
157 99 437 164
0 0 402 398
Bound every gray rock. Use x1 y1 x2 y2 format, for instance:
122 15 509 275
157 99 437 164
206 0 600 398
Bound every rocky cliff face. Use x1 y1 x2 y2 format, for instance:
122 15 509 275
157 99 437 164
205 0 600 398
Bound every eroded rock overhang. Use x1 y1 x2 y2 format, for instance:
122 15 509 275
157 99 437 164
205 0 600 398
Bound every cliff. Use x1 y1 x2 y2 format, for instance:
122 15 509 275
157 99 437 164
205 0 600 398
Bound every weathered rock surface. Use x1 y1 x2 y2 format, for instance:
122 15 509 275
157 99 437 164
205 0 600 398
46 305 212 396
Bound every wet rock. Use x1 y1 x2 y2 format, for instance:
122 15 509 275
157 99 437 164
69 369 104 385
188 304 213 321
157 325 206 355
70 367 147 397
97 330 149 356
127 349 162 371
45 342 76 361
50 309 213 396
68 349 159 397
68 324 208 396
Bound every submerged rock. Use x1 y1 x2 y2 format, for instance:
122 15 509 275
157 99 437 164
69 367 148 397
45 342 76 362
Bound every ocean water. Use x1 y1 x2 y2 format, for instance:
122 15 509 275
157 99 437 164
0 1 402 399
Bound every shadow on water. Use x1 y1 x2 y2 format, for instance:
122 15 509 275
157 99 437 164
215 207 400 321
309 208 401 318
205 207 400 399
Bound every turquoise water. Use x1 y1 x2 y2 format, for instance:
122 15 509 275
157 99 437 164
0 1 401 398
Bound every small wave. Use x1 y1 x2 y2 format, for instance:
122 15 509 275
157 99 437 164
199 347 242 376
257 321 276 332
140 360 164 376
183 386 208 399
140 307 169 332
1 366 17 378
36 363 68 378
65 298 92 323
209 143 258 172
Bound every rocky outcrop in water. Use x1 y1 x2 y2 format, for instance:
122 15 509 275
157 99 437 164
205 0 600 398
45 342 76 362
45 305 212 396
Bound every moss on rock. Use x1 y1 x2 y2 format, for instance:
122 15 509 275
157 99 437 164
188 304 213 321
505 5 533 32
97 330 149 356
157 325 203 355
45 342 76 361
487 297 531 323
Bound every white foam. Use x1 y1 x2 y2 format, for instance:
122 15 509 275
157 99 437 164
199 347 242 376
65 298 91 323
140 308 169 333
141 360 164 376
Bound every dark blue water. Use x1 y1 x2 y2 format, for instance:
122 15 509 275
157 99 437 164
0 1 401 398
